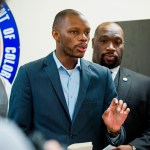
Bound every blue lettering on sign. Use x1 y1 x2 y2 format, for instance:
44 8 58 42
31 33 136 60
0 2 20 83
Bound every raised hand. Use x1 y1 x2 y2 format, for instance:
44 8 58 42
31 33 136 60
102 98 130 133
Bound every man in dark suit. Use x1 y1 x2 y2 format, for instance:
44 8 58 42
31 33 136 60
8 10 130 150
92 22 150 150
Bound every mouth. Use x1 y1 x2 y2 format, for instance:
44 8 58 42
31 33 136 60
76 44 87 53
104 53 116 61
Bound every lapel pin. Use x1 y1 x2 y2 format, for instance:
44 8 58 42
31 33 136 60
123 77 128 82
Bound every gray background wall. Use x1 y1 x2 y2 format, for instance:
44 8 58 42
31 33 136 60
116 19 150 77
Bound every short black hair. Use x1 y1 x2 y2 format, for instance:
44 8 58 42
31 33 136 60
52 9 83 30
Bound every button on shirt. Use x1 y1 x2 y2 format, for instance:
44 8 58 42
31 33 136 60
53 52 80 119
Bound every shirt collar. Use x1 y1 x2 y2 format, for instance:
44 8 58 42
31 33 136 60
53 51 81 70
110 66 120 80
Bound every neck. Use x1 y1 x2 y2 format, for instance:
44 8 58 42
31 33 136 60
62 59 77 70
55 51 78 70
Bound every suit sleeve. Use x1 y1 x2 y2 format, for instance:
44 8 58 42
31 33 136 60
104 69 126 146
8 66 33 135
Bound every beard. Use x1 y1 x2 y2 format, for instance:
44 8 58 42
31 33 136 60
100 54 121 69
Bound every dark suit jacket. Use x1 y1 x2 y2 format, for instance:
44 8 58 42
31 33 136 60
8 52 122 150
114 67 150 149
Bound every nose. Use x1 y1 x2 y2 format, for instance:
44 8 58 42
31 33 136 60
78 33 89 42
106 42 115 51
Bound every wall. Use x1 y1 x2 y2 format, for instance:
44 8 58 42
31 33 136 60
117 19 150 77
0 0 150 96
7 0 150 65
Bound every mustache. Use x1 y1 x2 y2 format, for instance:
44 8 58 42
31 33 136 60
75 43 88 48
102 52 117 57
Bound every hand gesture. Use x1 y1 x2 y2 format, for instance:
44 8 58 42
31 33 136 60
102 98 130 133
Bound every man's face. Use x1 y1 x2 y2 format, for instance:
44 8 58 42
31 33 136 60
53 14 90 59
92 23 124 69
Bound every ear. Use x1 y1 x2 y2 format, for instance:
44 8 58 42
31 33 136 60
52 30 60 42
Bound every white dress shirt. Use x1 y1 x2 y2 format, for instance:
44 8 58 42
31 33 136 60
110 66 120 81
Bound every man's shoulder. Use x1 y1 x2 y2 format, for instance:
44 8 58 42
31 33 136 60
121 67 150 81
82 59 108 71
24 58 44 66
21 53 52 69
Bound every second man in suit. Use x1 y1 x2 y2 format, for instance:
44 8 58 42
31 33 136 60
92 22 150 150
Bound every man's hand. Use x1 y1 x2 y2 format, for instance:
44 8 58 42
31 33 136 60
102 98 130 133
112 145 133 150
44 140 63 150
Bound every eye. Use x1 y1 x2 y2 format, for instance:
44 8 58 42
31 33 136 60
99 38 108 44
71 31 78 34
115 39 123 45
84 31 90 36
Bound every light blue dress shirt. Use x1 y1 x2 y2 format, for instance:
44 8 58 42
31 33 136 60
53 51 80 119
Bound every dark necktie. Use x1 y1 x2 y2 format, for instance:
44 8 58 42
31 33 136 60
0 78 8 117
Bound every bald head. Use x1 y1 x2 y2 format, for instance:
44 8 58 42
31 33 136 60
94 22 124 40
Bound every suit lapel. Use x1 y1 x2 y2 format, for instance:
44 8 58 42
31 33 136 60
115 67 131 101
114 70 119 90
43 53 70 119
72 59 91 123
